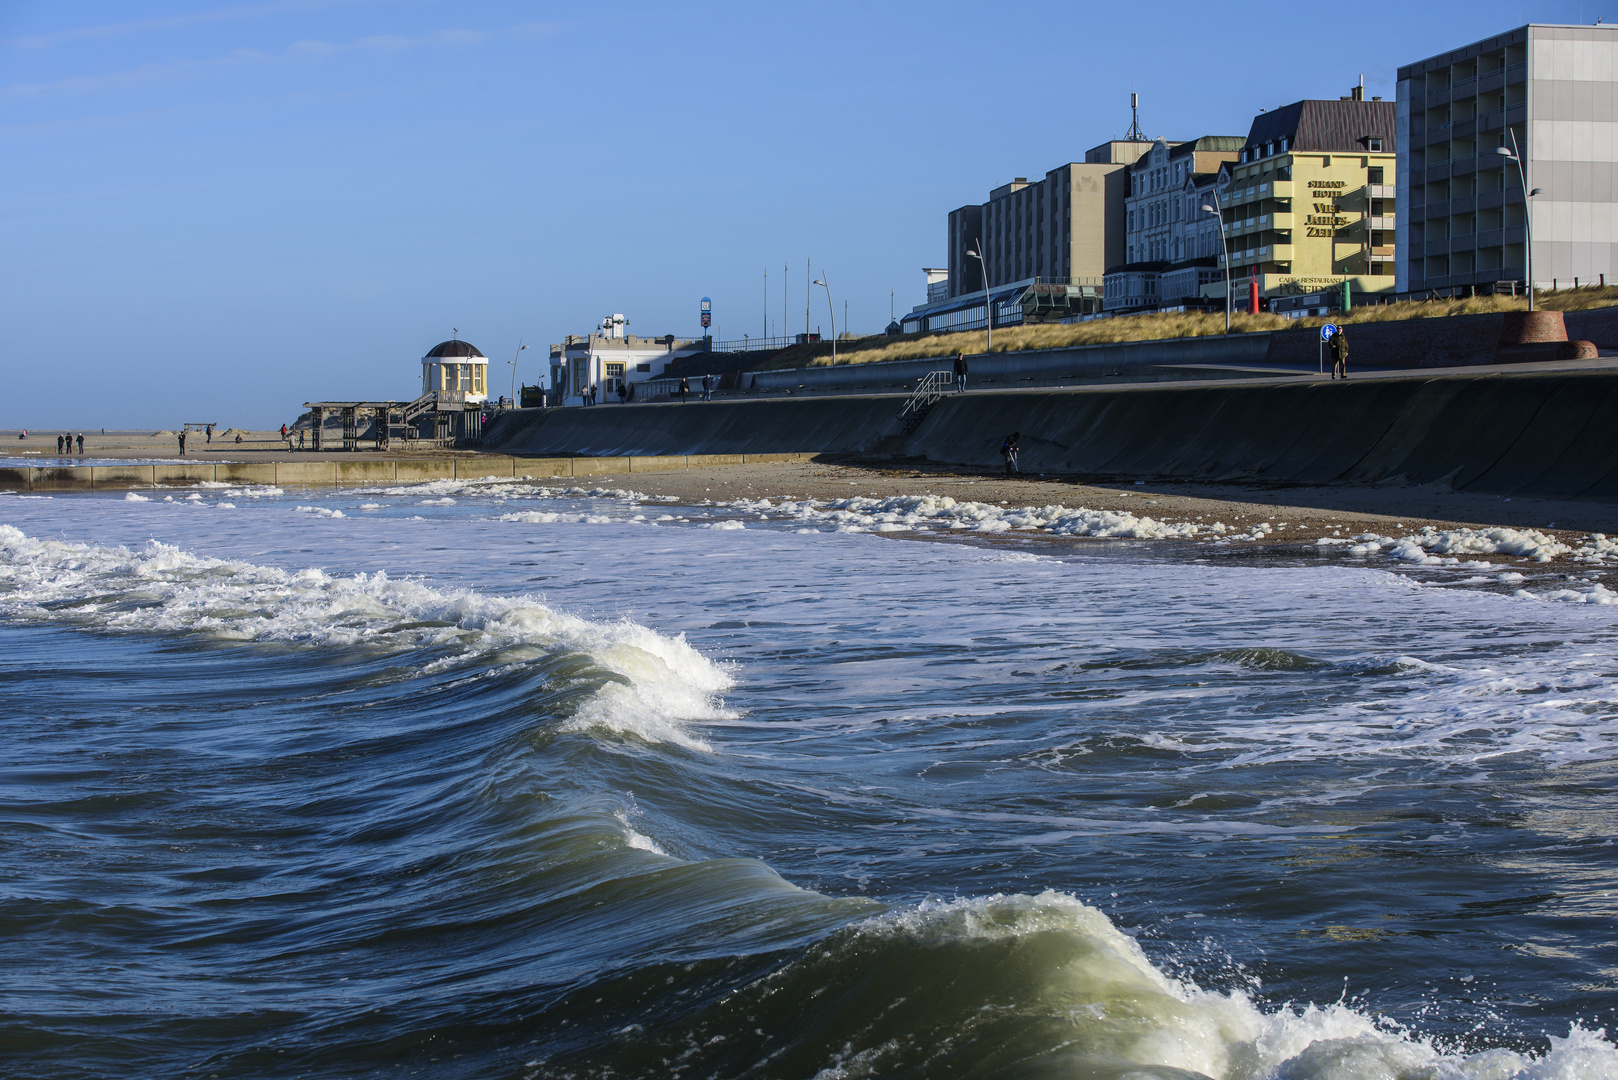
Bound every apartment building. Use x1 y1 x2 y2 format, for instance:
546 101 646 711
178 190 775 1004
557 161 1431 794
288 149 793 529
1106 135 1243 311
1220 89 1398 300
1397 23 1618 294
910 140 1151 333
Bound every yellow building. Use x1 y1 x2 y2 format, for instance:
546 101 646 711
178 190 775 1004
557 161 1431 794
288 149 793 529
1214 88 1398 301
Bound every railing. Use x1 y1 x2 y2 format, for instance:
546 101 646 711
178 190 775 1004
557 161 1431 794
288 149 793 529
899 369 955 419
708 334 801 352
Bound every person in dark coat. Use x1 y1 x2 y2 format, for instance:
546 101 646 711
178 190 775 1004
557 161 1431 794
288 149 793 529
178 430 186 456
1331 327 1349 380
679 377 690 404
1001 431 1020 476
954 353 968 393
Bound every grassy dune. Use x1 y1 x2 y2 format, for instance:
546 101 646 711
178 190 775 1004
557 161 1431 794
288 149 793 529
751 286 1618 371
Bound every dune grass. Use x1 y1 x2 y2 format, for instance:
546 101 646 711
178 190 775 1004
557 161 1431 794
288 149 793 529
749 285 1618 371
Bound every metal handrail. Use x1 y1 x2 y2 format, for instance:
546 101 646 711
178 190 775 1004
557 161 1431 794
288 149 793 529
900 369 955 417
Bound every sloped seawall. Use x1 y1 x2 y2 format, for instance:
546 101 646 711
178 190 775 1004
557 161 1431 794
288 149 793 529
491 368 1618 501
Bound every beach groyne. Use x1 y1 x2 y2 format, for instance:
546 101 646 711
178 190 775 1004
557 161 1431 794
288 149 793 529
489 368 1618 500
0 454 815 492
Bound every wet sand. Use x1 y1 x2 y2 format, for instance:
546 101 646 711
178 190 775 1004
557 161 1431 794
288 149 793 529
602 457 1618 548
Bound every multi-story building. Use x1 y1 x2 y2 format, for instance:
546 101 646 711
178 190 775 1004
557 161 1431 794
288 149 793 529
1106 135 1243 311
1397 24 1618 295
548 315 704 406
1218 87 1398 301
908 139 1150 333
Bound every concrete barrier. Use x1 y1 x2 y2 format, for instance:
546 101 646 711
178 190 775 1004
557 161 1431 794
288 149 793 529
456 458 518 479
216 463 279 486
394 460 455 482
154 463 216 486
335 460 397 485
517 458 573 478
33 466 94 491
0 467 29 491
571 457 631 476
488 369 1618 502
92 465 156 489
276 462 337 486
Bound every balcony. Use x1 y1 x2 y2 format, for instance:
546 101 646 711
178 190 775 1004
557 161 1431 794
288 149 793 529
1368 214 1396 230
1370 247 1396 263
1271 181 1294 198
1476 229 1503 248
1271 212 1295 230
1271 244 1295 261
1425 238 1452 257
1366 183 1395 199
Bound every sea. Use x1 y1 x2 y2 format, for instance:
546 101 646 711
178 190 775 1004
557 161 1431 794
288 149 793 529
4 477 1618 1080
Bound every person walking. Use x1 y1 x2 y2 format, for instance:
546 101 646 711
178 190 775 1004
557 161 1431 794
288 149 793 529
702 374 713 402
679 376 690 404
1000 431 1020 476
1331 327 1350 380
954 353 968 393
205 423 213 444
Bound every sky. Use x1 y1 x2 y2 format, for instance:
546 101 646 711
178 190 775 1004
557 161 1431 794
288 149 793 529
3 0 1612 428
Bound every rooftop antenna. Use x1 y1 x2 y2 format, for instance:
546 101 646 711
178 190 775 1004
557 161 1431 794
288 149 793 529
1125 84 1145 142
452 327 458 341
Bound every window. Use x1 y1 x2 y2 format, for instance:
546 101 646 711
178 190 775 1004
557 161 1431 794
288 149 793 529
636 363 651 373
473 365 485 394
1367 166 1384 184
1368 138 1383 152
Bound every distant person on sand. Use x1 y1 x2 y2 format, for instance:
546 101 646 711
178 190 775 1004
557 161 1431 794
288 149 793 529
1001 431 1020 476
1331 327 1349 380
954 353 968 393
298 429 305 449
280 424 288 442
679 377 689 404
206 424 212 444
76 434 83 454
235 433 243 444
178 430 186 456
57 435 64 454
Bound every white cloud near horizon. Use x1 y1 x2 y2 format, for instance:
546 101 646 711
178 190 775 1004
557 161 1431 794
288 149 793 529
0 21 559 102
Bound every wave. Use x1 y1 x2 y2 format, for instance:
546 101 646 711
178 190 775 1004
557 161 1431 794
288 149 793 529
0 524 731 749
542 890 1618 1080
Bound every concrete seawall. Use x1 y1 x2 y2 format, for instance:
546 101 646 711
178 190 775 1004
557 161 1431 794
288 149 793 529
491 369 1618 501
0 454 816 492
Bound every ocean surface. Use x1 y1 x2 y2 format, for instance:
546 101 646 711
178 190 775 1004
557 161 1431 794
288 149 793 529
4 478 1618 1080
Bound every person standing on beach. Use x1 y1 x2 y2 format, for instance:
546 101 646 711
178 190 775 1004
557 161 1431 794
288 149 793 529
178 430 186 456
57 435 64 454
1331 327 1349 380
1001 431 1020 476
206 424 213 444
76 433 84 454
954 353 968 393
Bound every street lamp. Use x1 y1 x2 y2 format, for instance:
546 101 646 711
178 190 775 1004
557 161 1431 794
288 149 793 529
1497 135 1543 310
1202 193 1232 332
965 239 991 355
509 340 529 406
813 273 837 363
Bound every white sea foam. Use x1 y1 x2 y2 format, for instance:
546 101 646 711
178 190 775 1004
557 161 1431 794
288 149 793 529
0 524 731 750
856 891 1618 1080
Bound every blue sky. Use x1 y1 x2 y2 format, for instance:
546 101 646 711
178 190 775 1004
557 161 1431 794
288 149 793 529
2 0 1609 427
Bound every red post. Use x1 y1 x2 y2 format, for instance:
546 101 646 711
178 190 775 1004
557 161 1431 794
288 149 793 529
1248 279 1260 315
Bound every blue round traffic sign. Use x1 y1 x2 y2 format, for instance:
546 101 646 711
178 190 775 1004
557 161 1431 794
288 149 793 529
1321 324 1338 340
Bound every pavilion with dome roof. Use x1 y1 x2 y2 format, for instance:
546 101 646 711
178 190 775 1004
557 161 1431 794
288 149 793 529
422 337 489 403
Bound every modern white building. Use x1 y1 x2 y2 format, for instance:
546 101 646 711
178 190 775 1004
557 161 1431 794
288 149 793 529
1397 23 1618 294
548 315 706 406
421 338 489 404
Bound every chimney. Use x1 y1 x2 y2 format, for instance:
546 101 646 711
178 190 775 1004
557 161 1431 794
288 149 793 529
1350 75 1365 101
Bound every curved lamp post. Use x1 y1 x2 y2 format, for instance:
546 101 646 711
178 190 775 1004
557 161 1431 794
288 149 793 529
1497 136 1542 311
965 240 991 355
1202 192 1232 332
813 274 837 363
509 341 529 406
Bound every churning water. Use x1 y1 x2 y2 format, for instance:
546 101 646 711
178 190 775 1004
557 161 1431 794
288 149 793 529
4 481 1618 1079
